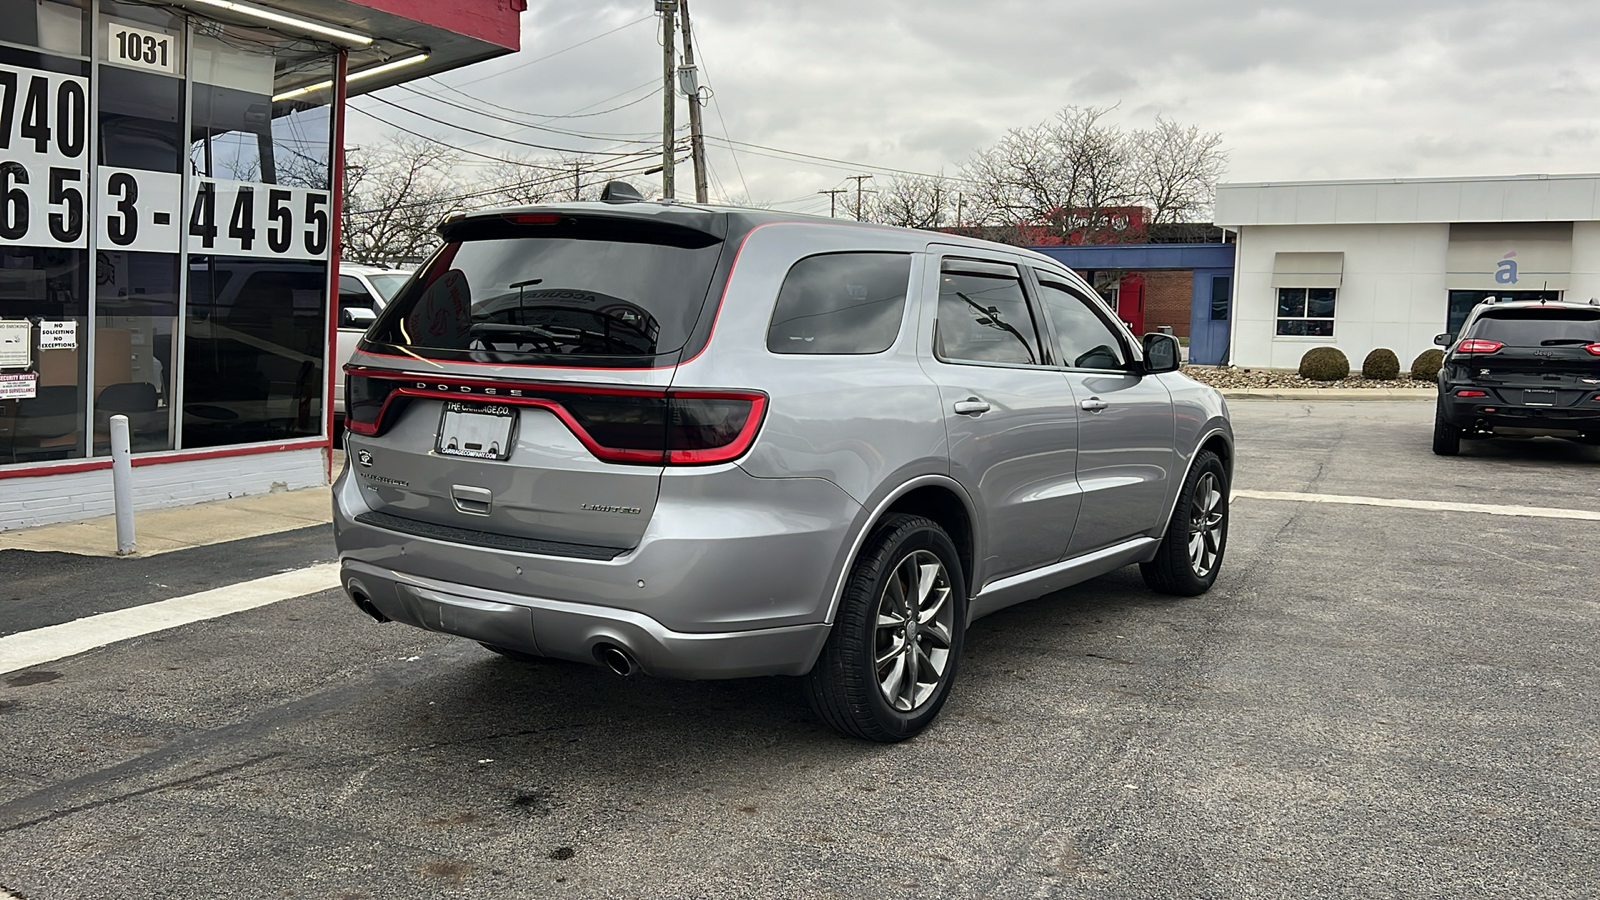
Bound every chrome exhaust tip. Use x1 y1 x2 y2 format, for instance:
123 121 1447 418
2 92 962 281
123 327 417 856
348 588 388 623
595 643 638 677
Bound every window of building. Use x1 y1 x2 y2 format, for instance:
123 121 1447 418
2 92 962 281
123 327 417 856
767 252 911 354
936 261 1041 365
1276 287 1337 336
1033 274 1128 370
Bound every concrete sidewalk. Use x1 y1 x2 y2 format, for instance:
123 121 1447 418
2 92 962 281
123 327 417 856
0 484 333 557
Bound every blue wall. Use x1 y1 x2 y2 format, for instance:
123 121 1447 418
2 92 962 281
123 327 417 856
1031 243 1237 365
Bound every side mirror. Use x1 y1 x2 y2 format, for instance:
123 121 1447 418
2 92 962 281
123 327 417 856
341 307 378 329
1433 332 1453 347
1142 333 1181 374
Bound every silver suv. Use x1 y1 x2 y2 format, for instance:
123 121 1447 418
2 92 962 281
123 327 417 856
334 193 1234 741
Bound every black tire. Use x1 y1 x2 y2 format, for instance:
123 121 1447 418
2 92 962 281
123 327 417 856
804 514 966 743
1140 450 1228 597
1432 400 1461 456
479 642 545 664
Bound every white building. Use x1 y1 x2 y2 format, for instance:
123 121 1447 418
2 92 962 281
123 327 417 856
1213 173 1600 370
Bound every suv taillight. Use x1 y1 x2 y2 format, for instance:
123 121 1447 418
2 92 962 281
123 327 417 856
1456 339 1504 354
344 368 766 466
1585 343 1600 356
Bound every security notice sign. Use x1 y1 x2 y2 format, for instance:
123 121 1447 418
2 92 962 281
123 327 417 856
0 62 90 250
0 372 38 399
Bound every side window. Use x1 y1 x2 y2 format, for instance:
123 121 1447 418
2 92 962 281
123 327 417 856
936 261 1042 365
1034 274 1129 370
767 253 912 354
338 275 375 328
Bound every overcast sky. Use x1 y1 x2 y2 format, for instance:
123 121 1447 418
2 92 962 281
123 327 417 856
354 0 1600 217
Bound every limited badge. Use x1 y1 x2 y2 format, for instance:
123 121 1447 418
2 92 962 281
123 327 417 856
357 449 374 467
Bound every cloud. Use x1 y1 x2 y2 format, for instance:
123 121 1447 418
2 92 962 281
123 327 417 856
359 0 1600 205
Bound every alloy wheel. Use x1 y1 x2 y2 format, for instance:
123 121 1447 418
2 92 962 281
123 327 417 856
873 550 955 712
1188 472 1225 578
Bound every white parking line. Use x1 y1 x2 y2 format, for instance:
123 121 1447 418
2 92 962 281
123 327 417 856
0 563 341 676
1234 489 1600 521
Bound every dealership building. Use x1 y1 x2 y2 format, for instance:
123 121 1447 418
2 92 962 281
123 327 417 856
0 0 522 529
1214 173 1600 370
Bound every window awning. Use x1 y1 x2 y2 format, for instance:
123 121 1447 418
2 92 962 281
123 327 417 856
1271 252 1344 289
1446 223 1572 291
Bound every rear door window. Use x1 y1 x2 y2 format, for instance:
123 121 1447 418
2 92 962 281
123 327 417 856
935 260 1042 366
1470 309 1600 346
767 252 912 354
370 216 724 367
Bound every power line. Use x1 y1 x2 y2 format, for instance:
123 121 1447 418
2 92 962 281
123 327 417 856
433 14 655 90
345 104 678 173
393 84 666 142
701 135 978 185
357 94 678 158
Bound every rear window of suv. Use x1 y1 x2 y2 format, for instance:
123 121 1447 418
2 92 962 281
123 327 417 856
368 215 725 367
1470 308 1600 346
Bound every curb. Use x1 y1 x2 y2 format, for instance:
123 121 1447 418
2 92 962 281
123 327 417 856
1220 389 1435 401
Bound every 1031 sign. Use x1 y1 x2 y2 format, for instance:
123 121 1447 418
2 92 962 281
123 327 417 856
0 62 89 249
188 179 330 260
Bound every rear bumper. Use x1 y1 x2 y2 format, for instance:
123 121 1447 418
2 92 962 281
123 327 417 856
341 560 831 678
1440 392 1600 435
332 461 862 677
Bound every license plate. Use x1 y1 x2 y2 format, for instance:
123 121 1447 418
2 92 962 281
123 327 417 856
436 402 516 460
1522 389 1557 407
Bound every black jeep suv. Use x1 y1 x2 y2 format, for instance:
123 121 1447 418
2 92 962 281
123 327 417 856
1432 298 1600 455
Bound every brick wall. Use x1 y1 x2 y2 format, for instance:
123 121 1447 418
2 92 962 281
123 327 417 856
1141 271 1194 336
0 448 328 531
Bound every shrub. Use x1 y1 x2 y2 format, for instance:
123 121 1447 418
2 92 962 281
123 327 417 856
1298 347 1350 381
1409 348 1444 381
1361 348 1401 380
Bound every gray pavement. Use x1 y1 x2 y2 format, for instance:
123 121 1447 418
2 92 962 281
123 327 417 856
1 401 1598 899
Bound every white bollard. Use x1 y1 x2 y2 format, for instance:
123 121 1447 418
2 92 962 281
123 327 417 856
110 414 135 556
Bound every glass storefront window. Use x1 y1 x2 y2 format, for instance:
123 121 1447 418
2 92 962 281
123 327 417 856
2 2 337 468
0 2 89 464
181 21 334 450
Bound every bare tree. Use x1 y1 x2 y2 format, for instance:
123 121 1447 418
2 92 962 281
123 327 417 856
866 173 956 229
1130 116 1229 227
341 136 464 265
960 106 1226 245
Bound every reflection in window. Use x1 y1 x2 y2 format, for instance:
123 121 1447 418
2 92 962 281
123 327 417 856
94 251 176 452
0 246 89 463
767 253 911 354
182 256 325 447
0 0 87 56
189 31 332 188
1275 287 1337 337
936 268 1040 365
1034 277 1127 370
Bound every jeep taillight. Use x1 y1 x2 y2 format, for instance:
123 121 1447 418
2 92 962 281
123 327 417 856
1456 339 1504 354
342 368 766 466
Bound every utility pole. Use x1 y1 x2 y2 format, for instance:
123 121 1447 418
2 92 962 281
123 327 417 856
956 191 965 228
658 0 677 200
572 161 582 201
818 188 848 217
846 174 874 221
678 0 709 204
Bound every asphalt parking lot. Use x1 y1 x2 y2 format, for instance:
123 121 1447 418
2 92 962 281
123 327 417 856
1 399 1597 899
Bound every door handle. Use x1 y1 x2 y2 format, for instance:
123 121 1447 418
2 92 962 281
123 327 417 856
1080 397 1109 412
953 398 991 416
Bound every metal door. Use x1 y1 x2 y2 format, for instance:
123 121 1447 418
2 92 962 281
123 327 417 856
920 251 1081 585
